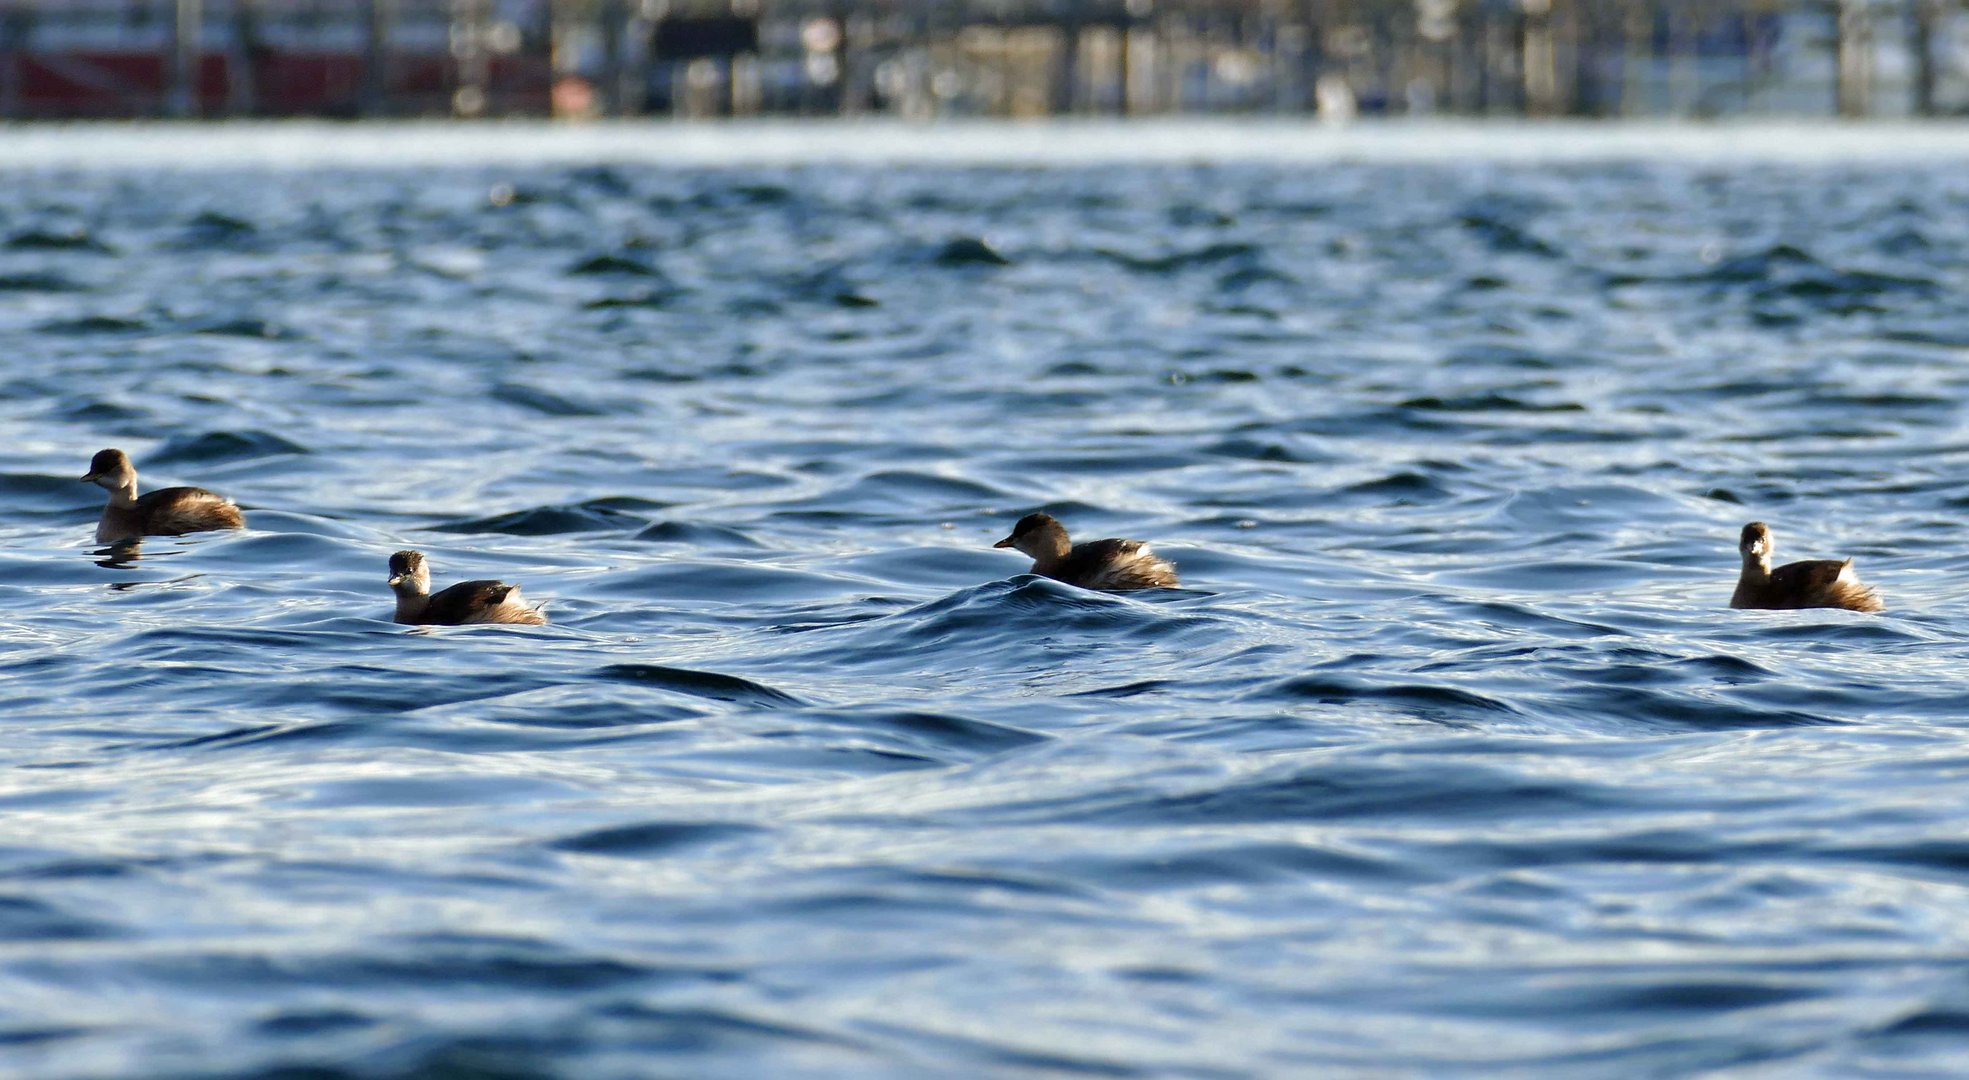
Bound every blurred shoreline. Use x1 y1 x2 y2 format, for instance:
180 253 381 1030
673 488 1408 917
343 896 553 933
6 117 1969 169
5 2 1965 124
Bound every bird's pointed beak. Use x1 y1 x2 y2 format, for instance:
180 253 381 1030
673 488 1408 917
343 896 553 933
992 536 1015 549
79 471 100 483
387 575 404 587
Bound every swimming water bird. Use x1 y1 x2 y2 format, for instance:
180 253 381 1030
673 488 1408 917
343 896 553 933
81 448 244 543
993 512 1179 591
387 550 547 626
1730 521 1883 613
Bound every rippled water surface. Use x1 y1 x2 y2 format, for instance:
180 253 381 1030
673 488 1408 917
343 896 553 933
6 124 1969 1078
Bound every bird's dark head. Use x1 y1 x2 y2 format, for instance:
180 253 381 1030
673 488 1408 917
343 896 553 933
1740 521 1773 560
387 549 429 592
80 448 133 487
994 512 1060 549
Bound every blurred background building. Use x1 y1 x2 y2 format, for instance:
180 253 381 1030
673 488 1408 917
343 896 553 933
0 0 1963 120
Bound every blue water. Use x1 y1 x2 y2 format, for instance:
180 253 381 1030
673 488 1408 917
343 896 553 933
5 126 1969 1078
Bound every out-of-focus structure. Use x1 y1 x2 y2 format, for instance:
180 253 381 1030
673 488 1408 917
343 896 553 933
0 1 1964 120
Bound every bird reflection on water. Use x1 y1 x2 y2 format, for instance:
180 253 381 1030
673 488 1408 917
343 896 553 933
93 538 144 570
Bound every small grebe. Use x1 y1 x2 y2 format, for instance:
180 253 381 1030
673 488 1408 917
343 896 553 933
993 512 1179 591
1730 521 1883 613
387 550 547 626
81 447 243 543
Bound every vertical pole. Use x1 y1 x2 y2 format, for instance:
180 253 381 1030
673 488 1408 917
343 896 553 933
1834 0 1870 118
227 0 255 116
1557 0 1581 115
1119 8 1137 115
1053 15 1081 115
1275 16 1307 114
1473 3 1495 114
1667 0 1696 116
0 2 27 120
1521 0 1551 116
1165 6 1185 112
1184 6 1204 113
1411 1 1429 115
621 0 650 115
169 0 203 118
1452 1 1479 113
1827 0 1842 117
364 0 394 118
1275 16 1292 114
1496 6 1520 114
1560 0 1587 115
1738 2 1753 112
1910 0 1939 118
1307 0 1323 114
453 0 490 116
1619 0 1647 115
599 0 625 116
838 4 867 116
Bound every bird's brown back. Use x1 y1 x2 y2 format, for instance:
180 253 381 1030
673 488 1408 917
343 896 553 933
1736 558 1883 613
1053 538 1179 591
420 580 521 625
133 486 243 536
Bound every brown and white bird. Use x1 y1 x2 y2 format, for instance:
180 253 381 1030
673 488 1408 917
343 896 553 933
993 512 1179 592
1730 521 1883 613
387 549 547 626
80 447 244 544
